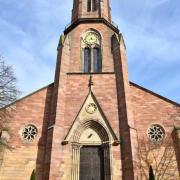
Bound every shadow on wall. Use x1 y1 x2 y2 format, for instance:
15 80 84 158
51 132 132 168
35 84 54 180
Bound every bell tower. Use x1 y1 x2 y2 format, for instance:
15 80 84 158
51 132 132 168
71 0 111 22
42 0 139 180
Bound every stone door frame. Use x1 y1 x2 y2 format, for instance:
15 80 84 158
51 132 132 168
70 120 112 180
71 142 111 180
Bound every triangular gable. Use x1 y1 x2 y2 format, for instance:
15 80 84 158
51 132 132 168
62 90 120 145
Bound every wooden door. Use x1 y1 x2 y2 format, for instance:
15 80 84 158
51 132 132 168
80 146 104 180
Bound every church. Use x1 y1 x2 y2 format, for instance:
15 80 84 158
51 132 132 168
0 0 180 180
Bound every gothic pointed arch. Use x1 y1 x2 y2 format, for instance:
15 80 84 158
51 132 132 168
63 89 118 180
72 119 109 143
81 29 102 73
62 90 119 145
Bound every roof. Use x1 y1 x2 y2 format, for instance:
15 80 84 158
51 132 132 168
0 83 54 110
1 81 179 110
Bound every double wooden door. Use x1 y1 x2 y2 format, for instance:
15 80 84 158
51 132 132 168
80 146 104 180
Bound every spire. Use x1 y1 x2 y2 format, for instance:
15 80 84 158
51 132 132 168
71 0 112 22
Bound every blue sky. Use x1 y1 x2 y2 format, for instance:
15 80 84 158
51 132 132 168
0 0 180 103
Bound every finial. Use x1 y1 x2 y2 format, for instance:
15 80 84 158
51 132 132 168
88 75 94 91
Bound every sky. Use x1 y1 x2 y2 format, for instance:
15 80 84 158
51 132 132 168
0 0 179 103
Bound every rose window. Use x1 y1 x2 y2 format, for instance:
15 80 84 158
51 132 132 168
148 124 165 143
21 125 38 142
86 103 97 114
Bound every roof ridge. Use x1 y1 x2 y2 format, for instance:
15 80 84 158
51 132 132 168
130 81 180 107
0 83 54 110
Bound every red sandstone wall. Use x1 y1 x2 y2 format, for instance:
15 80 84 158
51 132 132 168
130 83 180 178
46 22 124 180
68 23 115 73
130 83 180 135
64 74 120 136
0 84 53 180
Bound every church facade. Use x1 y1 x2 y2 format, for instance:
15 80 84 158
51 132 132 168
0 0 180 180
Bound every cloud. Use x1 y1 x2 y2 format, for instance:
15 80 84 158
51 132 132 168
111 0 180 102
0 0 179 102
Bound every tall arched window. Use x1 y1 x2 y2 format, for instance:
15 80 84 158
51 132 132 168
87 0 98 12
92 0 98 11
84 47 102 73
82 31 102 73
87 0 91 12
93 47 101 72
84 47 91 73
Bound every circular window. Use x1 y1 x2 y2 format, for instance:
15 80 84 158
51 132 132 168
86 103 97 114
21 125 38 142
148 124 165 143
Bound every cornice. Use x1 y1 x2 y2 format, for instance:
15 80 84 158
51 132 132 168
64 18 119 34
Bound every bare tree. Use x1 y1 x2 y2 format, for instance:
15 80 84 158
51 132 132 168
0 55 20 166
0 56 19 108
0 55 19 146
139 135 180 180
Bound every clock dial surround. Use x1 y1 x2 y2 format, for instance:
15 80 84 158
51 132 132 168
84 32 98 45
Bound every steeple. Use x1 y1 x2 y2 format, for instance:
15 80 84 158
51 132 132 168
71 0 112 22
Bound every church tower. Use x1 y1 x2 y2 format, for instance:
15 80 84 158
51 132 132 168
71 0 111 22
43 0 139 179
0 0 179 180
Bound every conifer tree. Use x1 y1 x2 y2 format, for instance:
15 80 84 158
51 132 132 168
149 166 155 180
30 170 36 180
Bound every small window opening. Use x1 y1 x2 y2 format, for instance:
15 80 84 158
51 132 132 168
87 0 98 12
87 0 91 12
92 0 97 11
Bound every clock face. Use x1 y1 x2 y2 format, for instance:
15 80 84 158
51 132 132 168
84 32 97 45
86 103 97 114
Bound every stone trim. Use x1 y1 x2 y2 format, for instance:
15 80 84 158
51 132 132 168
64 18 119 34
70 120 112 180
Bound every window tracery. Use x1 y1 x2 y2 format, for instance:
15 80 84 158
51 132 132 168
148 124 165 143
21 124 38 142
81 30 102 73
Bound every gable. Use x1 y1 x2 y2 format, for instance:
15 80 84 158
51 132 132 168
62 90 119 145
130 82 180 107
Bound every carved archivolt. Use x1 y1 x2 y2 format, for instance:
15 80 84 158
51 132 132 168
70 119 112 180
72 119 109 143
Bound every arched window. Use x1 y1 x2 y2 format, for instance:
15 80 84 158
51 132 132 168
93 47 101 72
92 0 98 11
84 47 91 73
84 47 102 73
87 0 91 12
82 31 102 73
87 0 98 12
